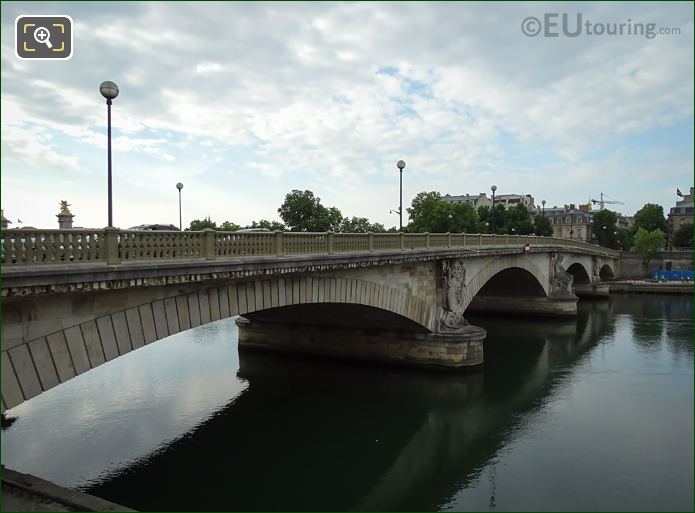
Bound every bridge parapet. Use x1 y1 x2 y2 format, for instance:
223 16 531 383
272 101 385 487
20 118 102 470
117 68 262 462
2 229 618 267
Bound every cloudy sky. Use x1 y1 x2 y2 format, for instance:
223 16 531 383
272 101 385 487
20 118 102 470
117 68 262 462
1 1 693 230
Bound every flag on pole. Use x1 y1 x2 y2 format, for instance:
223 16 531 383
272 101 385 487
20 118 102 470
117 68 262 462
677 188 684 198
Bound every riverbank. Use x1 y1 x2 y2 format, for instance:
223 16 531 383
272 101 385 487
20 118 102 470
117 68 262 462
1 466 135 512
609 280 693 295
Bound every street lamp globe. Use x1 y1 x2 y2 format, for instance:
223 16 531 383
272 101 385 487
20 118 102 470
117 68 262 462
99 81 119 100
491 184 497 193
397 160 406 170
176 182 183 191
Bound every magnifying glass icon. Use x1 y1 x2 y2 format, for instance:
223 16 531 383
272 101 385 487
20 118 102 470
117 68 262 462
34 26 53 48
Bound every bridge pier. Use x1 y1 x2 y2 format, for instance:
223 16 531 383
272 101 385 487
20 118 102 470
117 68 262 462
465 295 578 316
573 283 610 298
236 317 486 371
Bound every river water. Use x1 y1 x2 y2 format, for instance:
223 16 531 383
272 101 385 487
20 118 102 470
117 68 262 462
1 294 693 511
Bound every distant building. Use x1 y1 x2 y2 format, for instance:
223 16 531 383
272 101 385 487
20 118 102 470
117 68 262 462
442 192 536 212
442 193 491 209
667 186 694 248
543 204 594 241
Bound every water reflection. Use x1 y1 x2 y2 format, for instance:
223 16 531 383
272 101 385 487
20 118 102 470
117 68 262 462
1 321 247 488
1 295 692 512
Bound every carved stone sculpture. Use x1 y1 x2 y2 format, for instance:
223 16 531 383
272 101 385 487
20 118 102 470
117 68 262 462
549 253 574 297
592 257 600 283
439 259 469 332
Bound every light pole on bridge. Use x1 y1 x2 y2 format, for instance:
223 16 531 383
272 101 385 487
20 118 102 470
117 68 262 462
490 184 497 234
176 182 184 230
100 81 119 227
397 160 406 231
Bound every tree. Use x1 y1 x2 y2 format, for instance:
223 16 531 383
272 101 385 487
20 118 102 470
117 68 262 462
633 228 666 267
616 227 633 251
505 204 534 235
673 223 693 248
407 192 479 233
407 192 447 232
339 217 386 233
633 203 667 233
490 204 507 234
278 190 343 232
187 217 217 231
324 207 344 232
243 219 286 231
449 203 479 233
533 215 553 236
591 209 618 248
220 221 241 231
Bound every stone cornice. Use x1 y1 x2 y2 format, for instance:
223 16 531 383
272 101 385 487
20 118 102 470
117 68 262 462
1 246 617 298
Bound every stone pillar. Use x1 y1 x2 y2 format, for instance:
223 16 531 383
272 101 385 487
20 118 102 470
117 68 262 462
203 228 215 260
103 227 121 264
573 283 610 297
466 295 578 316
235 317 485 371
57 213 74 229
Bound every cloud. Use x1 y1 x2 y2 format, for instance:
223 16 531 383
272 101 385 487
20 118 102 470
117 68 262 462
0 2 692 229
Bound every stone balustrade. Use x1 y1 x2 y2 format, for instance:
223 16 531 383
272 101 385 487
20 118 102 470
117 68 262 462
0 229 619 266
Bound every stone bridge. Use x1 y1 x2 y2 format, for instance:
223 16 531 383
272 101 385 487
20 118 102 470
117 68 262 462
1 229 619 410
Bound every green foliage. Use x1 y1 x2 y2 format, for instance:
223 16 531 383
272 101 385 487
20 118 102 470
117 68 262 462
633 228 666 265
187 217 217 231
490 204 507 234
505 204 534 235
406 191 479 233
243 219 286 231
633 203 667 233
591 209 618 248
325 207 344 232
616 227 633 251
278 190 344 232
220 221 241 231
533 214 553 236
673 223 693 248
450 203 480 233
476 205 490 222
339 217 386 233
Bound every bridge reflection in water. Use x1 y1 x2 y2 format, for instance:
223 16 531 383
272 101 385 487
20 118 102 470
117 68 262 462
2 296 692 511
86 301 612 511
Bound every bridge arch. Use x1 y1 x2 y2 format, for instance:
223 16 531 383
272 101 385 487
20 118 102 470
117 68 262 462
462 255 549 312
566 262 591 284
1 277 431 411
599 264 615 280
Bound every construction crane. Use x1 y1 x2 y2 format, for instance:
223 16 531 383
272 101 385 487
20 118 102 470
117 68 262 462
590 192 624 210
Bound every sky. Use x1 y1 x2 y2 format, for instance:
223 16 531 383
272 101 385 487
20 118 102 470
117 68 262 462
1 1 693 230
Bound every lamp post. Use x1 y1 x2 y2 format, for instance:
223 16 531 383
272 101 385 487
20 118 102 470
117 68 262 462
490 185 497 234
542 199 546 216
397 160 406 231
100 81 119 227
176 182 184 230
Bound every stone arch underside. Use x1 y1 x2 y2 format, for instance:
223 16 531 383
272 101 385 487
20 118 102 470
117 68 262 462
461 255 549 312
566 262 592 284
1 276 431 411
599 264 615 280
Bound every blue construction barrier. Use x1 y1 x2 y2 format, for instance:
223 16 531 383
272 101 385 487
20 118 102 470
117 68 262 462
651 270 694 281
